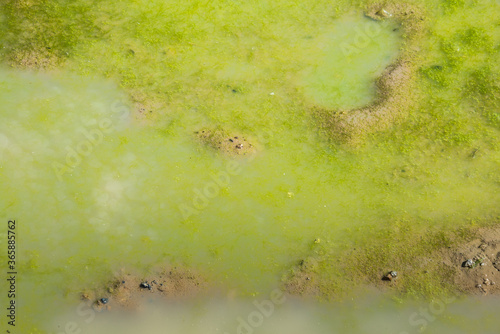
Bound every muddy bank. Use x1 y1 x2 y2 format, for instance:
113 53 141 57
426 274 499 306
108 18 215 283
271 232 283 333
313 3 426 146
441 228 500 295
282 225 500 299
81 266 208 312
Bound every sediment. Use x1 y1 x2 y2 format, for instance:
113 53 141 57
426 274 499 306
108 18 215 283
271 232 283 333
281 225 500 299
81 266 208 312
195 128 258 157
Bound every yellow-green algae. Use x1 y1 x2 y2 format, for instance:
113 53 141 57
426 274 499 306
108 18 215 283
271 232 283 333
0 0 500 332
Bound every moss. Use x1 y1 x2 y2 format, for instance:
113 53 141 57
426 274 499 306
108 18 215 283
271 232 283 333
441 0 466 14
463 66 500 128
0 0 101 69
420 65 450 87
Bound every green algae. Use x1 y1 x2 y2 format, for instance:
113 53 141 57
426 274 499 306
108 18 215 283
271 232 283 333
1 0 500 332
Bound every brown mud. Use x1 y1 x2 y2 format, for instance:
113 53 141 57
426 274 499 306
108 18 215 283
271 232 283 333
195 128 258 157
440 228 500 295
313 2 426 146
81 266 208 312
282 226 500 299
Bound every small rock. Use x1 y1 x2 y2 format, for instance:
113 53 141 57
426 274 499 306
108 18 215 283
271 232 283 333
236 143 243 149
376 9 393 18
100 298 108 304
484 278 491 286
139 282 151 289
383 271 398 281
463 259 474 268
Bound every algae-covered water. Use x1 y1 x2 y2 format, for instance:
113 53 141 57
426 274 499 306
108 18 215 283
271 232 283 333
1 0 500 333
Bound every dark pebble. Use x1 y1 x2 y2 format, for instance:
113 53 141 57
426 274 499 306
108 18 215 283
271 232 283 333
100 298 108 304
140 282 151 289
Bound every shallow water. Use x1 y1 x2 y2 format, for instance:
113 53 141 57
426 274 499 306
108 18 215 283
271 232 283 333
53 294 500 334
1 0 500 332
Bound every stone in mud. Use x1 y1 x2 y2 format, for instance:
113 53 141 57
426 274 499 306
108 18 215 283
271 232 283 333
139 282 152 290
463 259 474 268
382 271 398 281
376 9 393 18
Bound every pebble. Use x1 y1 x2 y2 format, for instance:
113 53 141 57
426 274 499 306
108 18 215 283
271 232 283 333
100 298 108 304
376 9 393 18
464 259 474 268
140 282 151 289
384 271 398 281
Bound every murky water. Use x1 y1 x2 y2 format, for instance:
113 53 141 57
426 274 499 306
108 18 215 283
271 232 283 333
1 0 500 332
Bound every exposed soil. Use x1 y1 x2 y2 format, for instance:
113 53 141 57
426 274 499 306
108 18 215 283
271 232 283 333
440 228 500 295
195 128 257 157
81 266 208 312
282 226 500 299
282 257 321 297
313 2 426 146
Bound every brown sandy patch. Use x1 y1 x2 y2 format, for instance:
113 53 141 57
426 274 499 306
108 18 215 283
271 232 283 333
440 228 500 295
313 2 426 146
195 128 258 157
81 266 208 312
282 257 320 297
